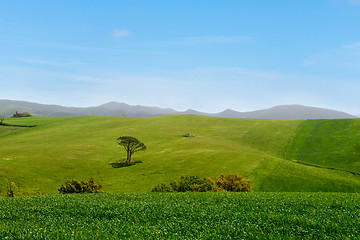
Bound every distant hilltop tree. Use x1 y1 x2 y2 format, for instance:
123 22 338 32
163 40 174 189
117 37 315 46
12 111 33 118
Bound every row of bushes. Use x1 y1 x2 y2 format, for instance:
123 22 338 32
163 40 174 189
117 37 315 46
3 175 250 196
57 174 251 194
151 174 252 192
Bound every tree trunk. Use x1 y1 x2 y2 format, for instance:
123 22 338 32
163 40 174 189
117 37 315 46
126 151 132 162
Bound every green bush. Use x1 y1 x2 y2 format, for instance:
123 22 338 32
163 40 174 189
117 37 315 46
152 176 210 192
171 176 210 192
215 174 252 192
151 174 251 192
151 183 174 192
190 177 219 192
58 178 103 194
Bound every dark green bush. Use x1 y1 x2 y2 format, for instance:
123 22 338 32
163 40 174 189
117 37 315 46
171 176 209 192
58 178 103 194
152 176 210 192
151 174 251 192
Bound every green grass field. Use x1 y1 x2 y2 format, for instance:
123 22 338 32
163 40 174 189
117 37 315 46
286 119 360 174
1 115 360 195
1 193 359 239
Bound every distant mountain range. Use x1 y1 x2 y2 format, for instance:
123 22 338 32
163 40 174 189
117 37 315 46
0 99 357 120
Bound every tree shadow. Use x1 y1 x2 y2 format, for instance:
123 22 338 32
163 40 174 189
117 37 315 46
109 160 143 168
0 122 37 127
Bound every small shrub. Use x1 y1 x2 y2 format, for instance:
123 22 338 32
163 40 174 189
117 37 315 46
152 176 209 192
173 176 209 192
58 178 103 194
6 180 17 197
151 183 174 192
183 133 195 137
190 177 219 192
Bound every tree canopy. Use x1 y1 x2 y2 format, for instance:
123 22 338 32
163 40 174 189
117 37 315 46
117 136 146 162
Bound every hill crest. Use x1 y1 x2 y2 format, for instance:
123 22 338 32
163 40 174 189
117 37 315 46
0 99 357 120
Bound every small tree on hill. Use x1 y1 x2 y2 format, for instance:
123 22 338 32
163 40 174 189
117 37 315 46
117 136 146 162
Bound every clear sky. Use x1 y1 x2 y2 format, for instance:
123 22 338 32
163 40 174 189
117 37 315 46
1 0 359 114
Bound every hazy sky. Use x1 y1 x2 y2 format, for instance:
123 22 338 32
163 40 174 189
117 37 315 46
1 1 360 114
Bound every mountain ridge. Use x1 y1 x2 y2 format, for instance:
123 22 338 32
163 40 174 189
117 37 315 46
0 99 357 120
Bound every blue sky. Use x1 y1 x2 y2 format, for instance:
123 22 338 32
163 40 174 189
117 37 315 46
1 0 360 114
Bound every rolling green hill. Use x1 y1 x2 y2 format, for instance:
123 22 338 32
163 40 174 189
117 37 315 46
1 115 360 195
286 119 360 174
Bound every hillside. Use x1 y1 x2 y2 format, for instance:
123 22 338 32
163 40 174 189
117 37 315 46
1 115 360 195
0 99 357 119
286 119 360 173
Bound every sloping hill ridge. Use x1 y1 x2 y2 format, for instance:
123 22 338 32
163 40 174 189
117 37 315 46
0 115 360 195
0 99 357 119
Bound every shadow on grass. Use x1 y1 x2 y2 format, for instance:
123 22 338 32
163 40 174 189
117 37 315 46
109 160 143 168
0 123 37 128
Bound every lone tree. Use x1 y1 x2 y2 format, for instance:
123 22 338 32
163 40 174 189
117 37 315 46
117 136 146 162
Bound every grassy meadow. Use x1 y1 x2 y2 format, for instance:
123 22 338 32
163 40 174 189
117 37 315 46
0 193 360 239
1 115 360 195
286 119 360 173
1 192 359 239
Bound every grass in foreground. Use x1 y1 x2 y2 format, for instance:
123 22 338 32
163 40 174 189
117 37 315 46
0 193 359 239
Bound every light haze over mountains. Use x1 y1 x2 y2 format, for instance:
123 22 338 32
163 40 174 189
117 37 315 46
0 100 357 120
